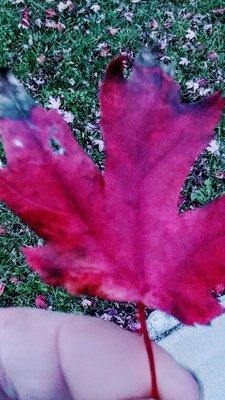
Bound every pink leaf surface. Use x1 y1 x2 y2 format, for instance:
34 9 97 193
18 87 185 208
0 51 224 324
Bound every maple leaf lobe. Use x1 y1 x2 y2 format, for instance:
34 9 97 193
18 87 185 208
100 50 225 324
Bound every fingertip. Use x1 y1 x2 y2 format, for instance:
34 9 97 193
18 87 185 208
187 369 204 400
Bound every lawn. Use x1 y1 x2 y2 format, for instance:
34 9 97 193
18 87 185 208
0 0 224 330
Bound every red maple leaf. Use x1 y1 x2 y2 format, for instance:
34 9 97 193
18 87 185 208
0 51 224 325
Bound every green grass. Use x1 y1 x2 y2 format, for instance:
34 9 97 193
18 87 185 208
0 0 224 321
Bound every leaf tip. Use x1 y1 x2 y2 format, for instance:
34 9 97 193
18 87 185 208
135 47 175 77
104 54 130 82
136 47 160 68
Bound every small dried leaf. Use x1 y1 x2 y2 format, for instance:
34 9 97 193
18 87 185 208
0 283 5 296
35 294 48 309
108 27 119 36
0 226 6 235
185 29 196 40
46 9 56 18
149 18 158 30
207 51 218 61
37 54 46 64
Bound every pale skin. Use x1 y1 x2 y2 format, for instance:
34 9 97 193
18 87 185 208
0 307 201 400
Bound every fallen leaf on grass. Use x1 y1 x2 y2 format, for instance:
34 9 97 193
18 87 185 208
206 139 220 155
148 18 158 30
207 51 218 61
164 20 173 29
10 276 21 285
101 313 112 321
34 18 42 27
90 4 100 13
0 283 5 296
47 96 61 110
35 294 48 309
108 27 119 36
186 80 200 93
97 42 110 57
12 0 24 4
45 19 66 31
0 226 6 235
215 171 225 179
185 29 196 40
0 51 224 325
179 57 189 66
58 1 74 12
81 298 92 307
62 111 74 124
91 138 104 152
46 8 56 18
47 97 74 124
18 7 30 29
123 12 134 22
36 54 46 64
212 8 225 15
